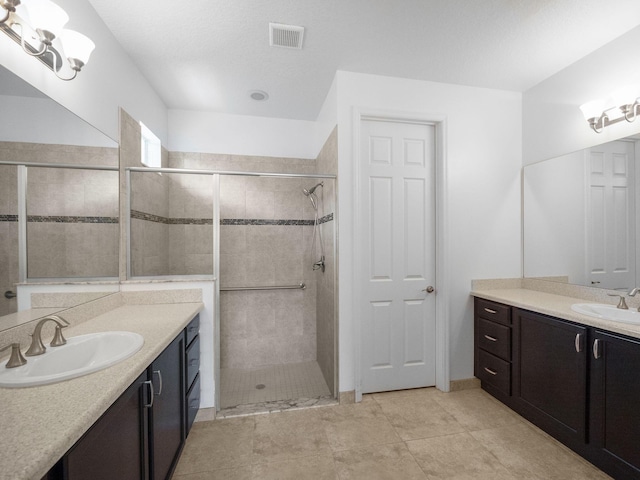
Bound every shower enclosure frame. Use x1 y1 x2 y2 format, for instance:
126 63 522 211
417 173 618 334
125 166 337 410
0 159 119 284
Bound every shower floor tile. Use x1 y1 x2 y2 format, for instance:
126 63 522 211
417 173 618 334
220 361 332 410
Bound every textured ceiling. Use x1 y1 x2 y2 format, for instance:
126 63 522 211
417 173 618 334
87 0 640 120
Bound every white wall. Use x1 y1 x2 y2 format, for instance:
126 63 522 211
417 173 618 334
0 0 168 143
523 150 586 283
335 71 522 389
168 110 319 159
523 26 640 166
0 95 117 147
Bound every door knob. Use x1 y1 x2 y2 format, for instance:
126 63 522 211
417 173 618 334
423 286 435 293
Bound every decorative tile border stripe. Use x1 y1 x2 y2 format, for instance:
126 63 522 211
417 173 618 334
130 210 335 226
0 214 118 224
221 219 314 226
318 213 334 224
28 215 119 224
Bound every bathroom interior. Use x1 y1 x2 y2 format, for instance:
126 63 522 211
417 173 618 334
3 1 640 478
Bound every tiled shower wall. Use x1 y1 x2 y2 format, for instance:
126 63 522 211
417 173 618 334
167 152 323 370
0 142 119 315
315 128 338 394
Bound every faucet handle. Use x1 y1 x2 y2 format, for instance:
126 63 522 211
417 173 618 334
50 325 68 347
0 343 27 368
607 293 629 310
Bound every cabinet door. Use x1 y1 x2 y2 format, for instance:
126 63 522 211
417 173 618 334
590 330 640 478
64 371 148 480
513 309 587 446
149 334 185 480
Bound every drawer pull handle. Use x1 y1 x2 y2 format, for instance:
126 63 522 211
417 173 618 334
593 339 601 359
575 333 582 353
484 308 497 314
484 367 498 376
483 335 498 342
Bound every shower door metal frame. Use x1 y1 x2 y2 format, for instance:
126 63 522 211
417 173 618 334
0 160 119 284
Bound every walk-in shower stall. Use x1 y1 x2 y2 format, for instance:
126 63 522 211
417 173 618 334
127 155 337 415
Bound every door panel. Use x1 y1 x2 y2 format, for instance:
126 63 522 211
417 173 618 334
360 119 436 393
587 141 636 289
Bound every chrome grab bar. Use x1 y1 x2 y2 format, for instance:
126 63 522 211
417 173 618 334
220 283 306 292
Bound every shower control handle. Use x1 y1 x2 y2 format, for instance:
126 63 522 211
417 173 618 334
423 286 435 293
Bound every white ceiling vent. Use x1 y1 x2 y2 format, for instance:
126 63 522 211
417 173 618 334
269 23 305 49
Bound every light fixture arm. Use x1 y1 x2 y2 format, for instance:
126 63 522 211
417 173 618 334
52 50 77 81
0 0 19 24
622 101 640 123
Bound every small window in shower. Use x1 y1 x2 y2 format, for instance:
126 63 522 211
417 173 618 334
140 122 161 169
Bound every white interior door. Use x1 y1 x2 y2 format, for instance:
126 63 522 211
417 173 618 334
586 140 636 290
359 118 436 394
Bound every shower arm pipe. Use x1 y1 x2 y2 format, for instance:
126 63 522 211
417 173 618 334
125 166 336 179
220 283 306 292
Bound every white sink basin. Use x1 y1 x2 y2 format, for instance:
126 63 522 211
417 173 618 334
571 303 640 325
0 331 144 388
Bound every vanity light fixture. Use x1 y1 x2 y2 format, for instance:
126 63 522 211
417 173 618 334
580 85 640 133
0 0 95 81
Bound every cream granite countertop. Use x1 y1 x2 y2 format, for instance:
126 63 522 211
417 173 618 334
472 287 640 339
0 302 203 480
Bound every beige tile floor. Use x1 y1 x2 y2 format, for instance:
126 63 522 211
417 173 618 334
174 387 611 480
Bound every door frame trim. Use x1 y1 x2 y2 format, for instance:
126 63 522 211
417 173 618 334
352 107 450 400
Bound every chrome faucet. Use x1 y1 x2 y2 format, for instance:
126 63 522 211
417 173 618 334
25 315 70 356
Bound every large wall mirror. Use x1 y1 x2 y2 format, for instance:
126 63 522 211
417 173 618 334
0 65 120 330
524 134 640 291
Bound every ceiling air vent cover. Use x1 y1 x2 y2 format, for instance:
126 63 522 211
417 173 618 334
269 23 305 49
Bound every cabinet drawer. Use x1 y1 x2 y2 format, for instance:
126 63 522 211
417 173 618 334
186 334 200 390
477 349 511 395
478 318 511 360
475 298 511 326
186 373 200 436
186 314 200 347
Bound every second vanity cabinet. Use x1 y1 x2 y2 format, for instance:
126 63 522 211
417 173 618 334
475 298 640 480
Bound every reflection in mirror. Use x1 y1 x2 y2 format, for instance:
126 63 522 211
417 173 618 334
524 135 640 290
0 65 119 330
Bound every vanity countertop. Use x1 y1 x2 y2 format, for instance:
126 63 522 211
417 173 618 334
471 287 640 340
0 301 203 480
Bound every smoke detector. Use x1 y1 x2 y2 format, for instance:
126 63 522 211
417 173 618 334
269 22 305 49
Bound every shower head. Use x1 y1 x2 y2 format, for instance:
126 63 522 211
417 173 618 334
303 182 323 196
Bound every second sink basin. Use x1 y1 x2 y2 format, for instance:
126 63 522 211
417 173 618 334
571 303 640 325
0 331 144 388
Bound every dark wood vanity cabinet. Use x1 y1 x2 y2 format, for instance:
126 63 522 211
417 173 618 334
50 315 200 480
590 330 640 479
512 308 587 448
149 334 185 480
474 298 640 480
474 298 512 403
184 314 200 436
